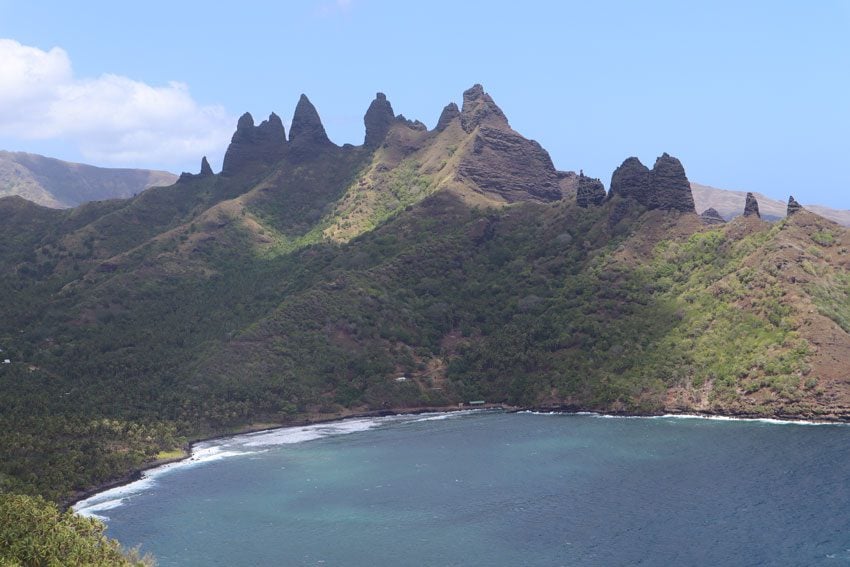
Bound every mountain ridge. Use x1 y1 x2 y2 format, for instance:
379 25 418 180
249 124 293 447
0 150 177 208
0 84 848 507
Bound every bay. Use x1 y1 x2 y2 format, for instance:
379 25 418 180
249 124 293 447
76 411 850 566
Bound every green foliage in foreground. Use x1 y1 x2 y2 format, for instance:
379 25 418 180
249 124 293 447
0 494 152 566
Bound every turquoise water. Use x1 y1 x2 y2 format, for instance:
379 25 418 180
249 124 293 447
76 411 850 566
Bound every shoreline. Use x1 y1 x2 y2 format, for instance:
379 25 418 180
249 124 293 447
66 402 849 512
65 403 509 511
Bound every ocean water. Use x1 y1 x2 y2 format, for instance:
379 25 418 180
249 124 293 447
75 411 850 566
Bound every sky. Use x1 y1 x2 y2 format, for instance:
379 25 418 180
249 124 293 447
0 1 848 208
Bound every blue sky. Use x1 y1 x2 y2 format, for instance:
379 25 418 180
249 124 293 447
0 1 848 207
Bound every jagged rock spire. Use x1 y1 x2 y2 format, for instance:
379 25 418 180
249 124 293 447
460 84 509 133
608 153 695 213
435 102 460 132
236 111 254 131
743 192 761 218
364 92 395 147
289 94 332 147
787 195 803 216
576 173 606 207
200 156 213 176
221 112 286 176
610 157 651 201
177 155 216 183
648 153 695 212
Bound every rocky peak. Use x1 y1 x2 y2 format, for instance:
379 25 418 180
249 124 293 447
289 94 332 148
200 156 214 176
460 84 509 133
177 156 215 183
575 173 606 207
236 112 254 131
221 112 287 176
787 195 803 216
609 157 651 200
648 153 695 212
364 92 395 148
259 112 286 139
608 153 695 213
743 192 761 218
700 208 726 225
435 102 460 132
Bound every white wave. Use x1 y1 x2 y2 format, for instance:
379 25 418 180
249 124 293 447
519 410 843 426
74 447 253 518
74 410 484 519
240 417 383 448
411 412 460 422
75 497 125 521
653 413 839 426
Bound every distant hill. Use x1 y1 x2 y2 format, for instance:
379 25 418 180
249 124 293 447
692 182 850 226
0 150 178 208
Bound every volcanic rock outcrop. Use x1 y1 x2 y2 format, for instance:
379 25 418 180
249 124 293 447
787 195 803 216
200 156 214 176
460 84 509 133
288 95 335 157
364 93 395 148
575 173 606 207
699 208 726 225
221 112 287 176
609 153 695 213
177 156 215 183
456 85 561 203
743 192 761 218
435 102 460 132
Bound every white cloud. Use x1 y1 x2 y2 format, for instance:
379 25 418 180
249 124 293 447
0 39 234 170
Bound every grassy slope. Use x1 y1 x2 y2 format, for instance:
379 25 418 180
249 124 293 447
0 119 848 507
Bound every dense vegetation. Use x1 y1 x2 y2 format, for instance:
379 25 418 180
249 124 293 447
1 109 848 564
0 185 836 503
0 494 152 565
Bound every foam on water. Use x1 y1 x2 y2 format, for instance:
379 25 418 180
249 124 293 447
74 411 481 519
519 409 845 426
74 446 254 519
240 417 384 447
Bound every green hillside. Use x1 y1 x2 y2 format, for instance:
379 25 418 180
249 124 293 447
0 86 848 511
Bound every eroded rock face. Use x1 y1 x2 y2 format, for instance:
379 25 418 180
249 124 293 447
608 153 695 213
787 195 803 216
609 157 651 201
455 84 560 202
700 207 726 225
221 112 287 176
435 102 460 132
289 95 333 151
649 153 695 212
460 84 509 133
458 126 561 202
744 192 761 218
364 93 395 148
575 173 606 207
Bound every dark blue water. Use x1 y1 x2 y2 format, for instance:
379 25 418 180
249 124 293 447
76 412 850 566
